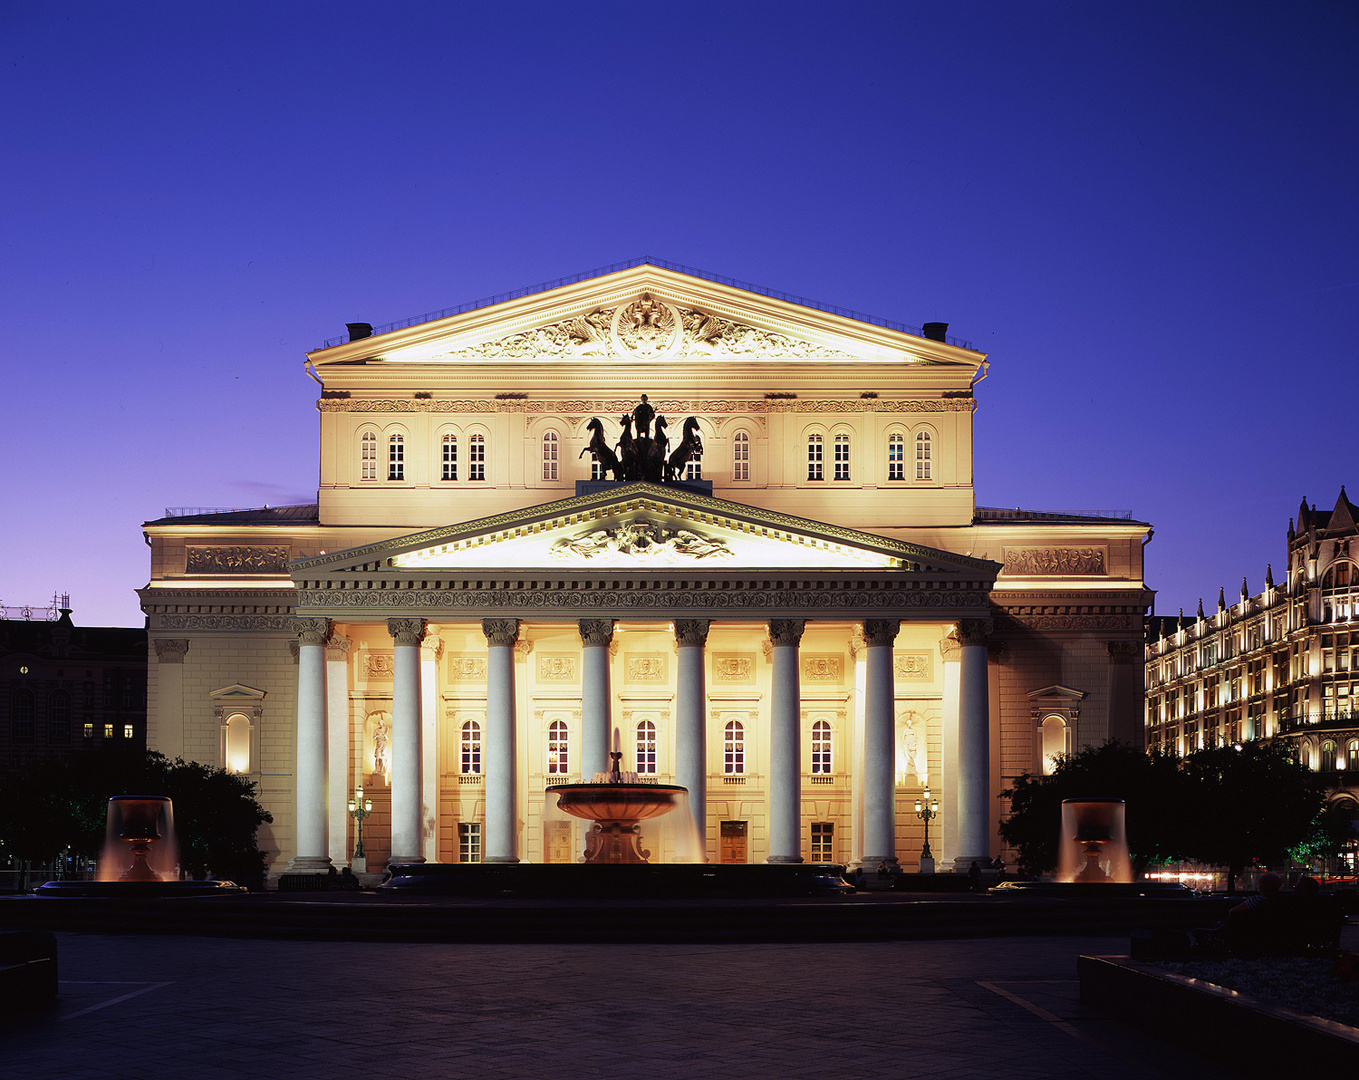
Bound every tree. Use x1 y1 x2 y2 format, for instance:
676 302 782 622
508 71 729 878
1180 740 1327 892
999 741 1189 878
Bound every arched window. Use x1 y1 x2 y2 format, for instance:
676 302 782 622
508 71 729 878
1321 740 1337 771
11 689 34 741
807 434 823 481
915 431 932 480
360 431 378 481
635 720 657 775
833 434 850 481
887 433 905 480
441 434 458 481
387 434 405 480
548 719 569 775
224 713 251 774
469 434 486 480
1322 561 1356 623
685 444 702 481
542 431 559 481
1041 715 1067 775
733 431 750 481
724 720 744 775
1346 739 1359 770
1299 744 1312 770
49 690 71 741
461 720 482 775
811 719 832 774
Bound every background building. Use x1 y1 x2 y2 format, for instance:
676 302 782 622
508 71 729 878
140 261 1152 877
0 596 147 769
1145 488 1359 831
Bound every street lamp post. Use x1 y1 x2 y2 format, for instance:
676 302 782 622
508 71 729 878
347 786 373 871
914 786 940 874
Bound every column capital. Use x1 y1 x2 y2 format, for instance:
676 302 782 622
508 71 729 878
578 618 615 648
482 618 520 647
291 617 331 647
862 619 901 647
955 619 994 647
674 619 711 648
326 634 351 661
421 634 444 660
939 637 961 660
1106 640 1140 663
153 638 189 664
386 618 426 647
768 619 806 647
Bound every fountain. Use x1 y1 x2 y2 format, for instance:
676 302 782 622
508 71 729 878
35 796 245 897
545 749 690 864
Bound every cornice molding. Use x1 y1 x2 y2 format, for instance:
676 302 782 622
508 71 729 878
318 396 975 414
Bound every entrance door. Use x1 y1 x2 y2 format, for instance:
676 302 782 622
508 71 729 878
720 820 748 864
544 821 573 864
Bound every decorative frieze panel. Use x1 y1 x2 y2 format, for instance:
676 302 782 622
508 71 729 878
712 653 755 685
1002 547 1107 576
157 614 293 631
894 652 933 682
802 655 843 682
365 653 395 679
448 657 488 680
626 655 667 684
537 655 576 682
551 520 732 564
186 546 290 574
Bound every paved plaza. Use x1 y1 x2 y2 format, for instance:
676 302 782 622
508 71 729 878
3 932 1237 1080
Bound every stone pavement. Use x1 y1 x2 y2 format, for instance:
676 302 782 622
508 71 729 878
0 933 1239 1080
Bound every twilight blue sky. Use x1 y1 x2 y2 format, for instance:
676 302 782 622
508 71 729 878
2 1 1355 627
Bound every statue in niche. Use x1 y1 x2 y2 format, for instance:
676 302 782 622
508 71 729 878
372 717 391 781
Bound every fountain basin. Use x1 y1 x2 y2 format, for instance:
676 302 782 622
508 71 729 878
35 879 246 898
546 781 687 864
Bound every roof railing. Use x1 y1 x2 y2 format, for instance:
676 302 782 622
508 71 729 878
974 506 1135 521
318 256 976 350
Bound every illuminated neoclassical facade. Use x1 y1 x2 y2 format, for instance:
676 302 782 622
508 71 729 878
1145 489 1359 829
140 260 1152 877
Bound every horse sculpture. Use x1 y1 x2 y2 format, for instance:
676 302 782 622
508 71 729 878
665 416 703 482
616 414 641 481
580 417 624 481
645 415 669 483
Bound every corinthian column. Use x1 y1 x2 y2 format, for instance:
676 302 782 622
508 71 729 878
674 619 710 857
579 619 615 779
953 619 993 872
289 617 332 872
387 618 426 864
860 619 900 868
483 618 520 863
767 619 806 863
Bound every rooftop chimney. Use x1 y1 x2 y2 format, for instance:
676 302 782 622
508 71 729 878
346 322 374 342
922 322 949 342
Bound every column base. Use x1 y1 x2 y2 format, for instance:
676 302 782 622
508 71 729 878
483 856 520 864
765 855 804 864
952 855 991 874
285 855 334 873
389 854 426 865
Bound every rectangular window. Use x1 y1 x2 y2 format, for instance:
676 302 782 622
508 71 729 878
811 822 834 862
915 432 932 480
123 724 134 740
361 432 377 481
103 723 114 739
733 433 749 481
388 436 404 481
458 822 482 863
83 722 93 740
888 434 904 480
807 435 823 481
833 434 850 480
685 450 702 481
542 433 558 481
442 435 458 481
469 435 485 480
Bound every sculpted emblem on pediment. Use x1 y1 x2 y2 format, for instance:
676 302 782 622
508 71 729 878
549 518 733 565
434 293 845 361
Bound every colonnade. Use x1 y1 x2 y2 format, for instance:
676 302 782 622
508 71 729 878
286 615 993 871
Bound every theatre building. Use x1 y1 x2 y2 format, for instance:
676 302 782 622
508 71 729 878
139 261 1151 878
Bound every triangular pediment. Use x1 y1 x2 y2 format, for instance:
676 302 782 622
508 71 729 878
293 484 998 579
309 262 982 369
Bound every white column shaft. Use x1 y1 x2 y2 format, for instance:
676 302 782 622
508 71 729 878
582 643 611 778
861 642 896 863
955 642 991 865
390 640 424 863
767 641 802 862
484 638 518 862
293 640 330 868
676 643 707 853
325 647 350 867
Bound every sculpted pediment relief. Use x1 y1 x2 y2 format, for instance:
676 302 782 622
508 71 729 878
431 293 846 362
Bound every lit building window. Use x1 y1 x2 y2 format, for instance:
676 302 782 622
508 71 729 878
103 723 114 739
888 433 904 480
458 822 482 863
1041 715 1068 775
1346 739 1358 770
733 431 749 481
542 431 559 481
360 431 377 481
915 431 932 480
833 434 850 481
83 722 93 740
548 719 569 775
811 821 834 862
442 434 458 480
636 719 656 775
469 434 485 480
1322 561 1356 623
124 724 134 740
811 719 832 774
388 434 405 481
807 434 823 481
461 720 481 775
724 720 744 775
